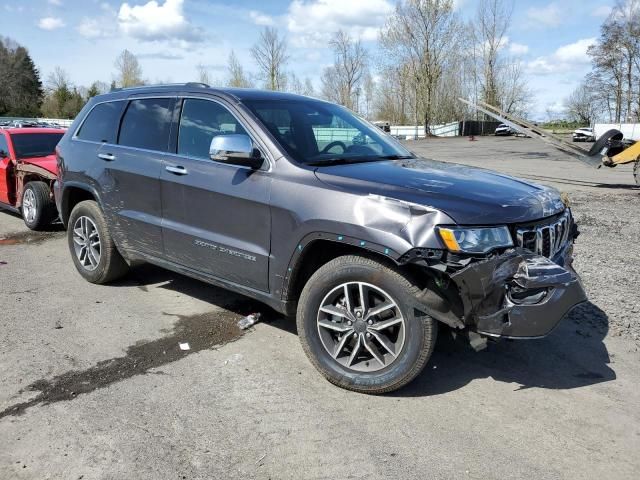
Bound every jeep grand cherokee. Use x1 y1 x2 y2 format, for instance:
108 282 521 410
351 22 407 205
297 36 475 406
54 84 587 393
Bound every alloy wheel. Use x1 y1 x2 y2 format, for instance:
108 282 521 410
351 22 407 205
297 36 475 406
316 282 406 372
72 216 101 271
22 189 37 223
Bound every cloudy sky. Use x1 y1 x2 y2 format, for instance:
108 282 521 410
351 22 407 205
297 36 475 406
5 0 615 120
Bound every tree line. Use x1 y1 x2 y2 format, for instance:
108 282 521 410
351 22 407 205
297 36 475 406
3 0 538 131
565 0 640 124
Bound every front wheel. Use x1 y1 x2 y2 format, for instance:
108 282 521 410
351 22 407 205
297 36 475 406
634 160 639 186
21 181 57 230
296 255 437 394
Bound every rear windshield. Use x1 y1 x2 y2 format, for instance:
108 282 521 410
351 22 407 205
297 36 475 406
11 133 64 159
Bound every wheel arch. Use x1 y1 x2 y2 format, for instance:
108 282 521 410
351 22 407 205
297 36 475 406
60 183 100 226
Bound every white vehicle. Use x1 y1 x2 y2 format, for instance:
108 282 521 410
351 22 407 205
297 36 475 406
572 127 595 142
494 124 516 136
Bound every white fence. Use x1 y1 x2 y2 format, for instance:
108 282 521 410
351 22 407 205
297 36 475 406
390 122 459 139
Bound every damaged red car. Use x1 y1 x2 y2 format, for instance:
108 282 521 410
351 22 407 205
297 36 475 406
0 127 64 229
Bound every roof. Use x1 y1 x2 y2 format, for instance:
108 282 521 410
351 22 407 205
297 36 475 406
93 83 321 104
3 128 66 135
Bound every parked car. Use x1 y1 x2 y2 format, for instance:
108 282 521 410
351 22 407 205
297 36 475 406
572 127 595 142
54 85 586 394
494 123 516 136
0 128 64 229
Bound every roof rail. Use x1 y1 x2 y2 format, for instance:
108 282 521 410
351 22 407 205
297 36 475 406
109 82 210 93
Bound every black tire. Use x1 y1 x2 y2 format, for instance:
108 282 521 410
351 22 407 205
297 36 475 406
634 160 639 186
588 129 623 156
67 200 129 284
296 255 437 394
21 181 57 230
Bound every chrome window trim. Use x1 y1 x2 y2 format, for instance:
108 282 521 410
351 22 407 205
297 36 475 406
71 94 273 173
176 95 274 172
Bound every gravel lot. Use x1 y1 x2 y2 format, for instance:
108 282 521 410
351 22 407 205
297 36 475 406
1 135 639 479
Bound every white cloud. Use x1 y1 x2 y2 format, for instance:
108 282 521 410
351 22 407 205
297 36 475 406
509 42 529 55
527 37 596 75
286 0 394 47
47 0 62 5
38 17 65 30
77 17 112 39
250 10 276 26
118 0 204 43
592 5 612 17
526 3 562 27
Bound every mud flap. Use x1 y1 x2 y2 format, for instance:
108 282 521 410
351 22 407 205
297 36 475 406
449 248 587 338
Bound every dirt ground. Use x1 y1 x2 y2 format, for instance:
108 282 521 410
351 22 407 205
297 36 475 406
1 135 639 480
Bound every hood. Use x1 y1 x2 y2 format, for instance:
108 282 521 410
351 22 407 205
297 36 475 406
20 154 58 176
314 158 565 225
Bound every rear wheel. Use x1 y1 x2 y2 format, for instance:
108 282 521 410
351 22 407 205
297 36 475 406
296 255 437 394
21 181 56 230
67 200 129 284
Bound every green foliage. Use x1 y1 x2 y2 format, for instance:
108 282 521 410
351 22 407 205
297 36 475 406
0 38 43 116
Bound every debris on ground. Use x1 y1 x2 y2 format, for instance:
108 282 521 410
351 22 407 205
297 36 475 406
179 342 190 351
237 313 261 330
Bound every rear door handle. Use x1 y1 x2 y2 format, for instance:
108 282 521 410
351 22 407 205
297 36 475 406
165 165 188 175
98 153 115 161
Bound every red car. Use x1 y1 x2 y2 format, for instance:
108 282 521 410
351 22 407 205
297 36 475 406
0 128 65 229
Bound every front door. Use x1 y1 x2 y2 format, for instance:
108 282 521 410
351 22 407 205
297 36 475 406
160 97 271 292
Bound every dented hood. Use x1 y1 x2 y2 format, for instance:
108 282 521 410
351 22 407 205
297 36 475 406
314 158 565 225
20 154 58 176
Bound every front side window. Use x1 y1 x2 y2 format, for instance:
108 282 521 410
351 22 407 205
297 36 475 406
118 98 172 152
178 99 248 160
10 133 64 159
0 135 8 157
77 101 124 143
242 99 413 165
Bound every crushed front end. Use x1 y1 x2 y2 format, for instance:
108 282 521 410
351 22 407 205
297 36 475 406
406 209 587 339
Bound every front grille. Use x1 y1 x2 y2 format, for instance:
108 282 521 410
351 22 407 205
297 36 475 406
515 210 571 258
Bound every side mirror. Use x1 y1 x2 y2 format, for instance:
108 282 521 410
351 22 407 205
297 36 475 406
209 134 264 169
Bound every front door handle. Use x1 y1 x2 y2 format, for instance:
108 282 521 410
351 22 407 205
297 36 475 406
98 153 115 161
165 165 188 175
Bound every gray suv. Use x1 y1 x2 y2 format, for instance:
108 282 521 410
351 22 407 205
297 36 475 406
54 84 587 393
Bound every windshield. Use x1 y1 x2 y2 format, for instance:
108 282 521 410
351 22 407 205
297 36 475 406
242 99 413 165
11 133 63 159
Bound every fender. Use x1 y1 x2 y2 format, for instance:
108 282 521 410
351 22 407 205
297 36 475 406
59 181 103 225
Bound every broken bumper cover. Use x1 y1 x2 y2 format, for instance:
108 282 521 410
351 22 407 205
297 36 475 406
449 246 587 338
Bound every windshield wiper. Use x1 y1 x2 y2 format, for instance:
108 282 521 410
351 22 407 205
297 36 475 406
376 154 415 160
307 154 414 166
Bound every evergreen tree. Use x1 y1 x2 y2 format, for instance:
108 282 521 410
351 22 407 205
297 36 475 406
0 38 43 116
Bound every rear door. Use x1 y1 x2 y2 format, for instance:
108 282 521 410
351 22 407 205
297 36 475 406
96 96 175 258
160 96 272 291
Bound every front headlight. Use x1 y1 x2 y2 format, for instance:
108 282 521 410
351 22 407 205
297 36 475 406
437 226 513 254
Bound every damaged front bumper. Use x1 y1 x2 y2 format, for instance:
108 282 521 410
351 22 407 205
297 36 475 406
448 244 587 339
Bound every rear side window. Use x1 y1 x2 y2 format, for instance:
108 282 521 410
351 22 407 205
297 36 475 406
118 98 172 152
178 99 248 160
77 101 124 143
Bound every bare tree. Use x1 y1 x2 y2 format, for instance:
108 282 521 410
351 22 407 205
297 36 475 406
564 81 600 125
196 63 211 85
380 0 460 134
474 0 513 106
250 27 289 90
320 30 368 109
114 49 143 88
227 50 252 88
